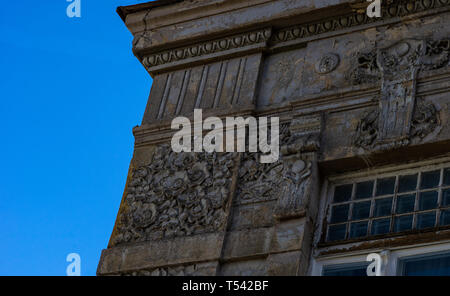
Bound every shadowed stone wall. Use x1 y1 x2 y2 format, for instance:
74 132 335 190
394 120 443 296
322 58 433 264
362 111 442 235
98 0 450 275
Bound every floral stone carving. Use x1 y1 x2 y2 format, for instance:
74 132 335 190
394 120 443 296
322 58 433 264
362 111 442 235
111 145 236 246
236 116 321 220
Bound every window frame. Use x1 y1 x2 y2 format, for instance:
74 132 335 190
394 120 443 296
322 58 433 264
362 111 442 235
320 159 450 244
311 241 450 276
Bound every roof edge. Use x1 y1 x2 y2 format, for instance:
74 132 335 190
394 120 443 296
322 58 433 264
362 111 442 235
116 0 184 22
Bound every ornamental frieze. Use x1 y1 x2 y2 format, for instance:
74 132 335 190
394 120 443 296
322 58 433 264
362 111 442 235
136 0 450 73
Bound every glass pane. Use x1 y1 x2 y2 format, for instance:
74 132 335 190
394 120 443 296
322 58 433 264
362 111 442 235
417 212 436 229
331 204 349 223
352 201 371 220
398 174 418 193
355 181 373 199
420 170 440 189
394 215 413 232
444 168 450 186
402 253 450 276
349 221 368 238
440 210 450 226
376 177 395 196
419 191 438 211
323 263 369 276
327 224 346 242
396 194 416 214
371 218 391 235
374 197 392 217
334 184 353 202
442 189 450 207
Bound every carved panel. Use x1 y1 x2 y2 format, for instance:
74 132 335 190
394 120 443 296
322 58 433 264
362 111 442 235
353 38 446 150
111 145 236 246
377 39 423 145
354 98 440 150
235 115 321 220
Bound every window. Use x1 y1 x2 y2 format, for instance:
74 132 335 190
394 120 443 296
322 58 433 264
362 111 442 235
325 166 450 243
322 262 369 276
399 252 450 276
311 243 450 276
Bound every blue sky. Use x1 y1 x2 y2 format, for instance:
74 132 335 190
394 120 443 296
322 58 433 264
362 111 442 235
0 1 153 275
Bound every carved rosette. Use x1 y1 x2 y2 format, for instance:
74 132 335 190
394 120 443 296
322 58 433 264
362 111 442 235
111 145 236 246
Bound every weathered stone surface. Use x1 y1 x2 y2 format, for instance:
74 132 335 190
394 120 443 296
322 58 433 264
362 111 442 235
219 258 268 276
270 218 307 254
141 53 262 124
229 201 275 231
267 251 302 276
100 0 450 276
98 232 224 275
222 228 274 261
117 261 219 276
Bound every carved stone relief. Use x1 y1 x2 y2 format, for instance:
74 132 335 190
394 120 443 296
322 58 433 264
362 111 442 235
235 115 321 221
353 38 446 150
117 262 216 276
111 145 236 246
315 53 340 74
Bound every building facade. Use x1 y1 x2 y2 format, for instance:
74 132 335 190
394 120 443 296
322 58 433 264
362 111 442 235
97 0 450 276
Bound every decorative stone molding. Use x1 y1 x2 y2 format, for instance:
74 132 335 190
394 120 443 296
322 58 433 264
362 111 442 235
110 145 236 246
271 0 450 45
136 1 450 74
141 28 271 74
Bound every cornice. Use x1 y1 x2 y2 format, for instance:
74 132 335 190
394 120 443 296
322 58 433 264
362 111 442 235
135 0 450 75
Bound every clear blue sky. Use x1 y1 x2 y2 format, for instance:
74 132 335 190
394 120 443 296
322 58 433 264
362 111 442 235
0 1 154 275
